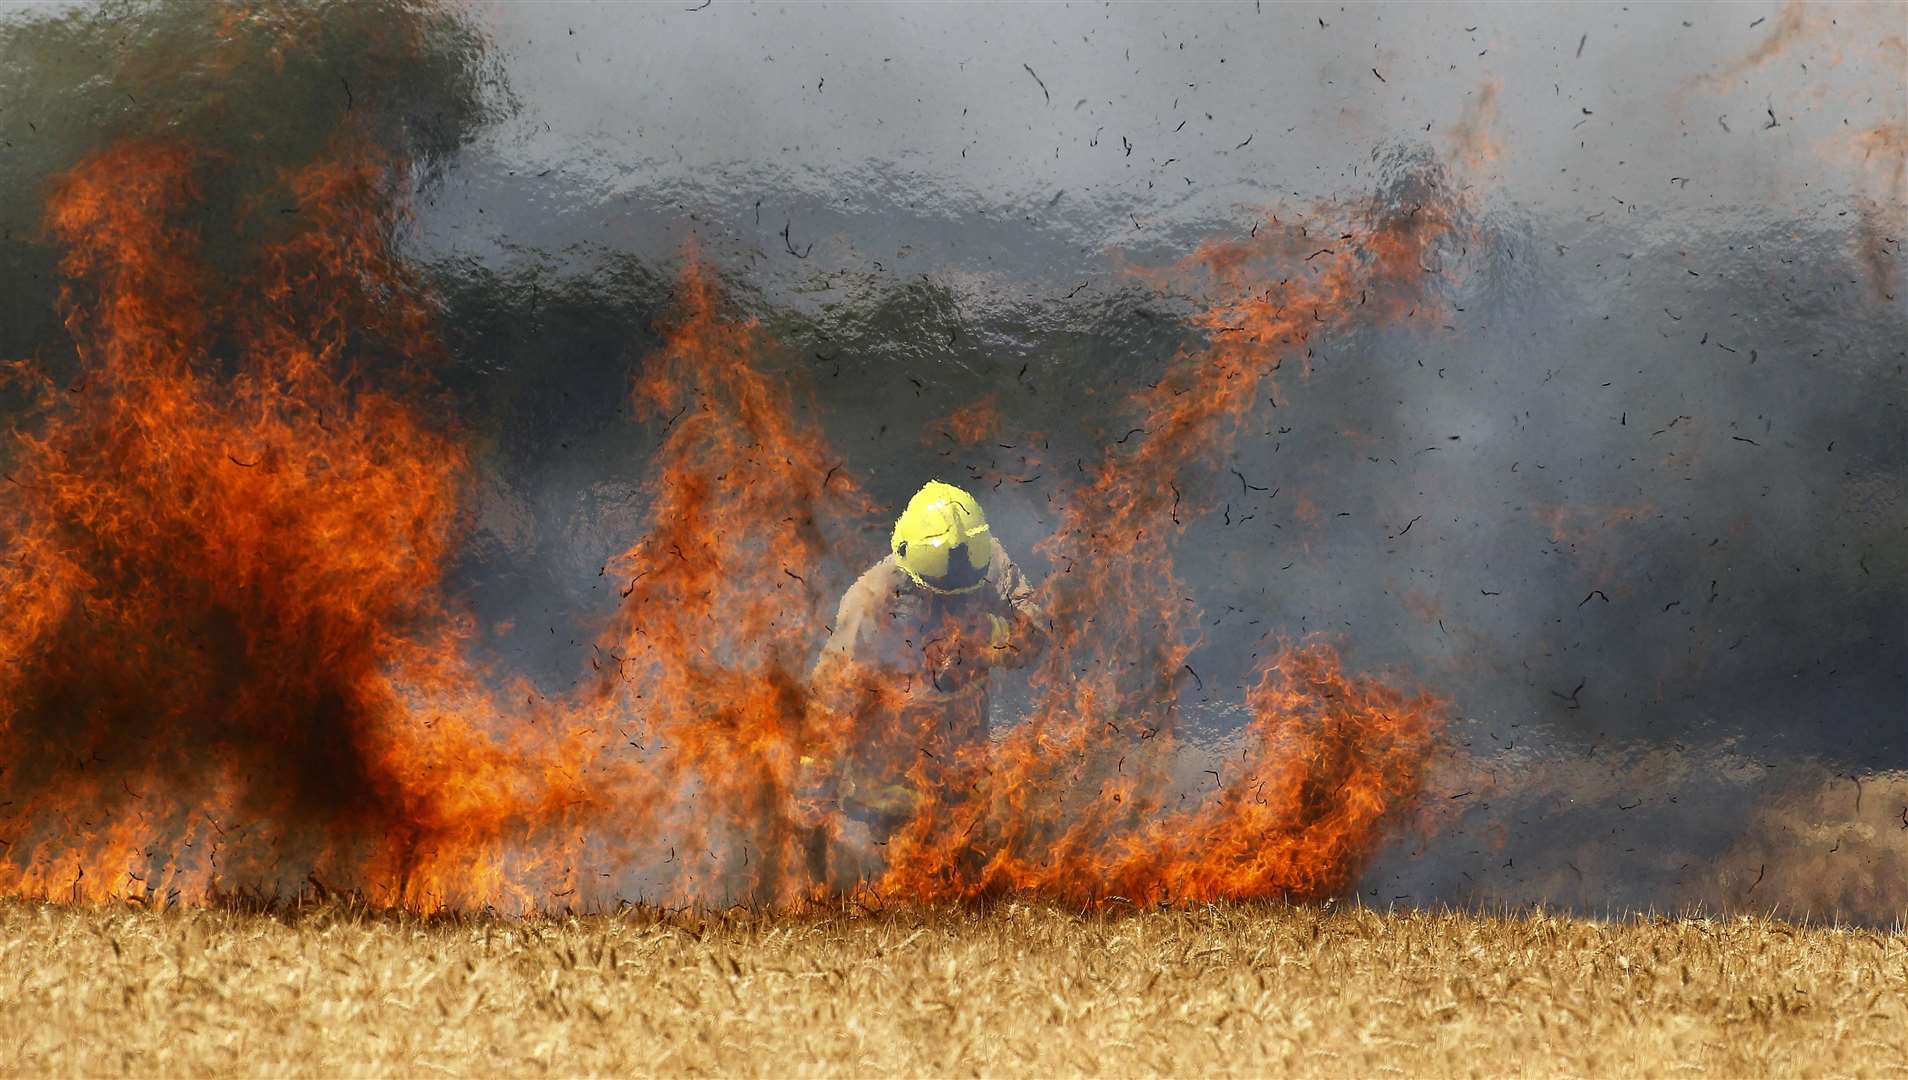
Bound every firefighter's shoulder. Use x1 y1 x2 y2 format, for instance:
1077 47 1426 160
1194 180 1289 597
844 554 912 606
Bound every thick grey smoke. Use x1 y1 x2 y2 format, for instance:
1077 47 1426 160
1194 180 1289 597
423 0 1905 920
3 0 1902 918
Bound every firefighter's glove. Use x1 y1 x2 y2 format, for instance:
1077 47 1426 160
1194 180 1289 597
985 613 1013 651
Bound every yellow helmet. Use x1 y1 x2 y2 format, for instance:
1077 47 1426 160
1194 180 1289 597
891 480 991 594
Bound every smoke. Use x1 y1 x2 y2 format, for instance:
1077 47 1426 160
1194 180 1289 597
1444 79 1503 179
1693 0 1818 90
0 0 510 376
0 1 1457 910
0 0 1903 920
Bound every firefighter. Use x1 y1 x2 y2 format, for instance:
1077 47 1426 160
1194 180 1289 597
808 480 1047 860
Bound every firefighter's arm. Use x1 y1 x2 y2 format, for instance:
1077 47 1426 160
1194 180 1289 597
811 574 875 696
985 545 1050 668
804 576 887 808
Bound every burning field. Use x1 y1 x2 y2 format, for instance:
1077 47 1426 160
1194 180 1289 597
0 1 1448 914
0 0 1904 1074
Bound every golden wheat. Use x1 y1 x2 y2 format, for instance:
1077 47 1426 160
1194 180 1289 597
0 899 1902 1077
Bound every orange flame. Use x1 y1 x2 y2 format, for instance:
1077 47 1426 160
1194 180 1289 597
1702 0 1817 87
585 258 875 906
857 197 1457 904
1445 79 1502 179
1845 124 1906 301
2 130 1453 912
0 140 573 907
925 395 1002 445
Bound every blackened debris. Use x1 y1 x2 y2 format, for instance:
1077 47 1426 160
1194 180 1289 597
781 220 813 259
1022 63 1050 105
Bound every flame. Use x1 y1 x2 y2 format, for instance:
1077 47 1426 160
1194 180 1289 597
568 182 1457 907
860 196 1457 904
586 259 874 907
1444 79 1502 179
1534 503 1656 550
1686 1 1901 97
1845 124 1906 301
1705 0 1817 86
0 140 610 911
925 395 1002 445
2 127 1453 911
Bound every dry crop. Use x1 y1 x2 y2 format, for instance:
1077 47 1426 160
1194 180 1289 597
1 899 1904 1077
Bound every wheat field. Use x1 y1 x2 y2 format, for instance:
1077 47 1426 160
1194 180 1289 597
1 899 1904 1077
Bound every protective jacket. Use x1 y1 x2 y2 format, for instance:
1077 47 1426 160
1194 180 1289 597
810 536 1046 830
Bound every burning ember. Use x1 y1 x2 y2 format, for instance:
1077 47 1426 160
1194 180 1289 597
0 127 1452 911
